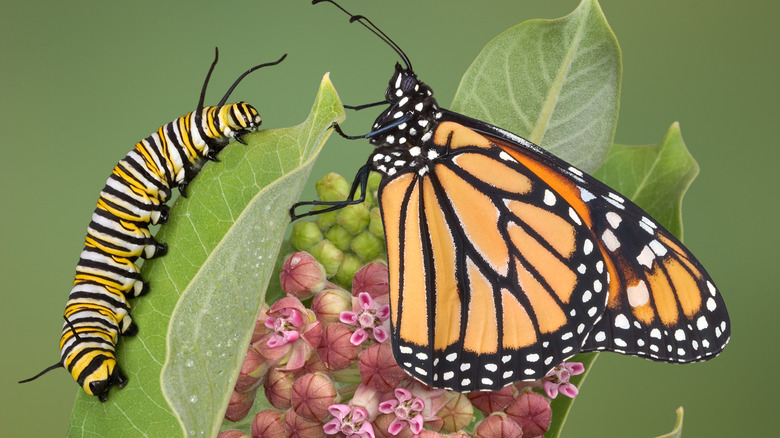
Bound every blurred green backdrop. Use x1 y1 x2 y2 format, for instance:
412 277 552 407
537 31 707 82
1 1 777 436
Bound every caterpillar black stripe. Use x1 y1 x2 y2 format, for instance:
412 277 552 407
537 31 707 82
20 49 286 401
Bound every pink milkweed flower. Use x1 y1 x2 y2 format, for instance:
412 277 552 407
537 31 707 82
543 361 585 399
378 388 425 435
323 404 376 438
255 297 322 371
340 292 390 345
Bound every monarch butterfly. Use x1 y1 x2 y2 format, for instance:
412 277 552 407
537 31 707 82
292 0 730 392
20 49 287 401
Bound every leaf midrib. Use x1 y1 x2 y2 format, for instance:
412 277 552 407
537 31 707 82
530 7 590 145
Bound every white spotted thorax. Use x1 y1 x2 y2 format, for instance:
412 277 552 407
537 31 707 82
368 63 443 177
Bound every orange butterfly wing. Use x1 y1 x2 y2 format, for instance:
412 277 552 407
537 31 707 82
380 112 729 392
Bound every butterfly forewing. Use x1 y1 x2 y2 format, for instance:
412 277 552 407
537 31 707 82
380 121 610 391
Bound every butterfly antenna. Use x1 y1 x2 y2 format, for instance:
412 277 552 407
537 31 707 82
217 53 288 106
198 47 220 112
18 362 63 384
313 0 413 72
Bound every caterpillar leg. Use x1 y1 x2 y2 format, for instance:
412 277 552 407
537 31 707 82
142 239 168 259
151 204 170 225
121 318 138 336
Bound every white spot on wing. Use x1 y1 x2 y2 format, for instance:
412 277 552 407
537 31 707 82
544 190 556 206
649 240 667 257
499 151 516 162
636 245 655 268
579 187 595 202
569 207 582 225
627 280 649 307
606 211 622 228
602 229 621 251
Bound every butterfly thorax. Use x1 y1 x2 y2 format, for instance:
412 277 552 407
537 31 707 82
368 64 444 177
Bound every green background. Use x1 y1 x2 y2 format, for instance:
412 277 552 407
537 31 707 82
1 1 776 436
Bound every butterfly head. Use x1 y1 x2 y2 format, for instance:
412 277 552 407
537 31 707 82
369 63 442 149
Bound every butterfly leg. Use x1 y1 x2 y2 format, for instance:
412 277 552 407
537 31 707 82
344 100 388 111
289 164 370 220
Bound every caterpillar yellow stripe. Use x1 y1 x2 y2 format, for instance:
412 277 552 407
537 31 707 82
20 49 286 401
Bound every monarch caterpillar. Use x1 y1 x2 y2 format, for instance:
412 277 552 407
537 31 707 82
20 49 287 401
292 1 730 392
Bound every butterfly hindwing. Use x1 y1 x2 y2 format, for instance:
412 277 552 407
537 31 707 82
458 112 730 364
575 189 731 361
380 120 610 391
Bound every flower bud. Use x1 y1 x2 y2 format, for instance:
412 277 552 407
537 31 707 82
324 225 352 251
467 385 515 415
368 207 384 238
359 343 406 392
316 209 339 230
225 388 257 422
218 430 251 438
350 383 382 421
307 240 343 277
281 252 327 300
351 262 389 299
373 413 415 438
337 203 370 235
474 412 523 438
504 391 551 438
311 289 352 325
436 393 473 433
290 221 324 252
367 171 382 195
235 347 268 393
317 323 361 370
291 372 338 423
334 254 362 288
264 368 295 410
251 410 286 438
284 408 325 438
351 231 384 262
316 172 350 202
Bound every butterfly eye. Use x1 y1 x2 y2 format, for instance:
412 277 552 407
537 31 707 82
401 75 417 93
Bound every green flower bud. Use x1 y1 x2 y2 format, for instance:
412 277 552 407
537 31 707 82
351 231 385 262
367 171 382 194
333 253 362 288
316 172 349 202
307 239 343 276
324 225 352 251
290 221 323 252
315 208 339 230
368 207 384 238
337 203 370 235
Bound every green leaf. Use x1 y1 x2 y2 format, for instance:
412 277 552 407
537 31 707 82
592 122 699 239
67 74 344 438
451 0 621 173
656 407 685 438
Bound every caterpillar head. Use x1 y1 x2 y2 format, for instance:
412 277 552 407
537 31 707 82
218 101 263 142
82 357 128 402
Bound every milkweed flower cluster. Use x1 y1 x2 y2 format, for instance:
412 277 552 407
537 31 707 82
219 247 586 438
290 172 386 288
